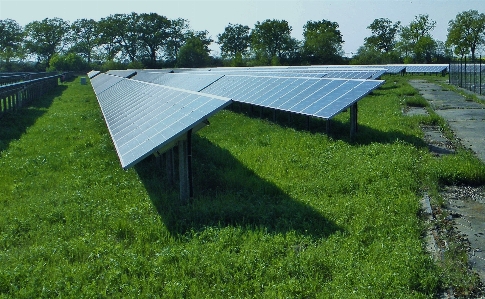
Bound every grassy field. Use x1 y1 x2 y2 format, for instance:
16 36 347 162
1 75 484 298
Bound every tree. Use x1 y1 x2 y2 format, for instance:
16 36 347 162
111 13 142 63
165 18 191 65
24 17 70 68
251 19 296 65
137 13 171 66
0 19 24 65
364 18 401 54
176 34 211 68
217 23 251 60
48 52 87 72
447 10 485 60
70 19 98 65
302 19 344 64
97 16 122 61
398 14 437 63
351 45 398 65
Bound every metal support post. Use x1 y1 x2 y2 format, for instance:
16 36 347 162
166 148 175 187
350 103 358 140
178 130 193 203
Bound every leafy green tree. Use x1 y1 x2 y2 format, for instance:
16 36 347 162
165 18 191 65
24 17 70 68
302 19 344 64
111 13 142 63
137 13 171 67
97 16 122 61
70 19 98 65
447 10 485 60
398 14 437 63
251 19 296 65
351 44 400 65
176 35 211 68
217 23 251 61
0 19 24 65
48 52 87 72
364 18 401 54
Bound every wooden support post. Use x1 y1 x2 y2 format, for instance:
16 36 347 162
326 119 331 134
350 103 358 140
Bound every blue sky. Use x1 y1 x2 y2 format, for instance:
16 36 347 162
1 0 482 56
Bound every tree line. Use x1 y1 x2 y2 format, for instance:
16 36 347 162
0 10 484 72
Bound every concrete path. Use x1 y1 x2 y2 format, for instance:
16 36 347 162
410 80 485 296
409 80 485 164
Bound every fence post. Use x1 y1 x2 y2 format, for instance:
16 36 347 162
480 55 482 95
460 57 463 87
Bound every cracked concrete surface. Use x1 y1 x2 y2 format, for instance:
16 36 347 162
408 80 485 297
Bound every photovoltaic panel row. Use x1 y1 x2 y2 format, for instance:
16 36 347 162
200 75 384 119
90 73 232 169
133 72 225 92
404 65 448 73
190 67 387 79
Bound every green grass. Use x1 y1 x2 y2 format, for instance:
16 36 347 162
1 75 484 298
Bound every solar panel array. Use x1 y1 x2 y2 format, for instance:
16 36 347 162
90 73 231 169
89 66 391 169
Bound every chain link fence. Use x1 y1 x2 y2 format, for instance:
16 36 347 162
449 56 484 95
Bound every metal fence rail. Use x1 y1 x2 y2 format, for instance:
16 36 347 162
0 75 60 118
449 56 484 95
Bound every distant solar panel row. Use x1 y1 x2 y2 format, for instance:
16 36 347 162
90 73 231 169
186 67 386 80
402 64 448 73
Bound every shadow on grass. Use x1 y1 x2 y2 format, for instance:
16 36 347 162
135 135 344 240
0 85 67 152
227 102 428 149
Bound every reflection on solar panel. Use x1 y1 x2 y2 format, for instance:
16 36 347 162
87 70 100 79
90 73 231 169
106 70 138 78
200 75 384 119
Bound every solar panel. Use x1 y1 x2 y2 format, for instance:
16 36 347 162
133 72 225 92
200 75 384 119
90 73 232 169
87 70 100 79
106 69 138 78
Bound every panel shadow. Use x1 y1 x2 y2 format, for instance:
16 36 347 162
0 85 67 152
135 135 344 240
226 102 428 149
